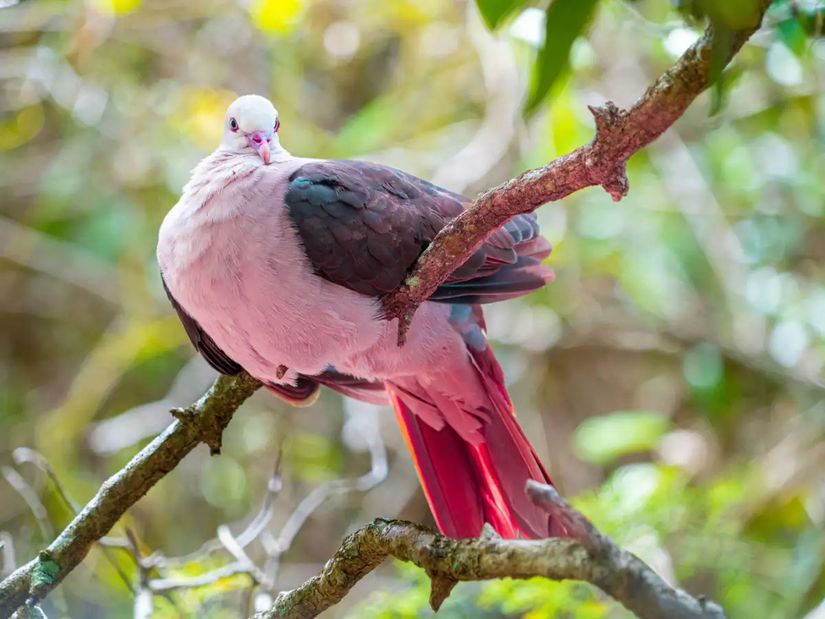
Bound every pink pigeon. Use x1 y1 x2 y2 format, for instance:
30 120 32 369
157 94 565 539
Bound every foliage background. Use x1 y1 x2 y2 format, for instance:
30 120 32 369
1 0 824 617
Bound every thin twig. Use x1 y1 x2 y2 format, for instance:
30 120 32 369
0 468 72 617
524 481 610 556
260 405 388 590
11 448 135 596
148 562 255 594
0 373 261 616
0 534 15 580
50 411 387 614
0 468 51 541
11 449 80 514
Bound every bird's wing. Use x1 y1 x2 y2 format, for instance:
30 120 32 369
284 160 552 304
162 275 384 404
162 276 243 376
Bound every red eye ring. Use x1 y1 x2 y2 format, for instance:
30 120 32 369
274 118 280 133
229 117 239 132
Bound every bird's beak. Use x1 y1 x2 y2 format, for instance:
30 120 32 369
247 131 271 165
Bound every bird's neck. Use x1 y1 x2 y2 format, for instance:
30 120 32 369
213 143 292 162
183 146 289 199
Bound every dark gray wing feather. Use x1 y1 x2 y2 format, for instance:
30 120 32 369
162 275 242 375
285 160 552 303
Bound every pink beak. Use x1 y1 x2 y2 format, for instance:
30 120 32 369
247 131 271 164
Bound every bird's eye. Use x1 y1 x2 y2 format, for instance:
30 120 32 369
274 118 280 133
229 117 239 132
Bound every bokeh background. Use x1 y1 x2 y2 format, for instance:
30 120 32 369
1 0 824 617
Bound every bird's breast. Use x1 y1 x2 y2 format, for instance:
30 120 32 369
158 157 384 379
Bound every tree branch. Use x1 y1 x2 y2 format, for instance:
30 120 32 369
254 480 724 619
382 11 770 344
0 373 261 616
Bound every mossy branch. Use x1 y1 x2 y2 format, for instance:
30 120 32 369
254 481 725 619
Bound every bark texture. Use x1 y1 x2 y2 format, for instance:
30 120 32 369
382 15 769 343
254 483 726 619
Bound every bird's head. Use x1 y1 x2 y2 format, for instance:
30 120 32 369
220 95 282 164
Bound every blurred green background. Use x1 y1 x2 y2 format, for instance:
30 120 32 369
1 0 824 617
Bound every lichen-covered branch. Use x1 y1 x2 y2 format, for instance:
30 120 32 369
255 481 724 619
382 8 771 344
0 373 261 617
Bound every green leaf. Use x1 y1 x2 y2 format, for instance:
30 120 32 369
794 4 825 38
709 63 744 116
698 0 764 30
525 0 600 114
708 24 736 89
707 25 738 117
778 13 810 55
573 411 671 466
475 0 526 30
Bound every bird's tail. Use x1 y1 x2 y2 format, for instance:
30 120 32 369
386 342 565 539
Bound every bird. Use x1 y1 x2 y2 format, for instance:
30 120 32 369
157 94 565 539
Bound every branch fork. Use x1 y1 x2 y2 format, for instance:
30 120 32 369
170 405 224 455
382 8 769 344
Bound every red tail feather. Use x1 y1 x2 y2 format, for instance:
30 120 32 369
387 345 564 540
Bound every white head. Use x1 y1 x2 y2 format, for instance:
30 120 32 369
220 95 283 164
